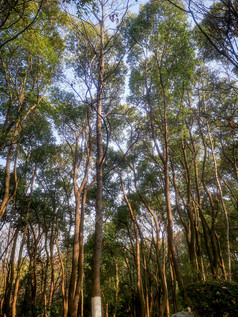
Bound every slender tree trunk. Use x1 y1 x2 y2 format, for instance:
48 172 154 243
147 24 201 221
56 217 68 317
0 251 8 315
28 225 38 317
2 228 19 317
191 139 206 282
48 210 56 310
91 2 105 316
164 141 184 294
0 141 18 219
169 254 178 314
162 244 170 317
43 230 50 317
12 166 35 317
68 191 81 317
143 204 169 316
121 180 146 317
171 157 199 281
113 262 119 317
12 238 27 317
132 166 169 316
206 120 231 280
68 132 82 317
147 60 186 300
192 201 206 282
105 302 109 317
142 254 150 317
215 232 227 279
180 137 198 277
68 123 91 317
198 120 224 279
74 188 87 316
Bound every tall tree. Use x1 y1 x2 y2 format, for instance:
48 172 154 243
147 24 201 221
164 0 238 69
64 1 130 314
125 0 197 299
0 1 65 219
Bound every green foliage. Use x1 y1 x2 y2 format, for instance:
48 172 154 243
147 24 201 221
66 18 126 114
125 0 198 146
195 1 238 69
0 1 42 47
0 0 66 151
35 303 62 317
62 0 98 15
184 280 238 317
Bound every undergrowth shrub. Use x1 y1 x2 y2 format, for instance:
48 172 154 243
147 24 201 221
184 280 238 317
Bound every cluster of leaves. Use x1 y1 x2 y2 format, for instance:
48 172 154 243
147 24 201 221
184 280 238 317
62 0 98 15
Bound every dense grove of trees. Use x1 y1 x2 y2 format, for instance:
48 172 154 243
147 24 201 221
0 0 237 316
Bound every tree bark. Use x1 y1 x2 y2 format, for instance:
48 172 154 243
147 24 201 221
0 141 18 219
2 228 19 317
68 127 92 317
56 217 68 317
